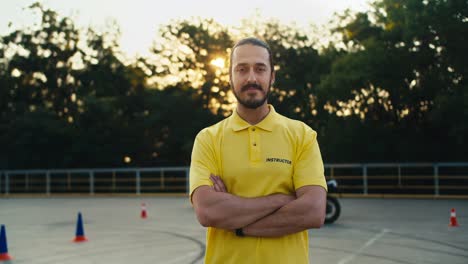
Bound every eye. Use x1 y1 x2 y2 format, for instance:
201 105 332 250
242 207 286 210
236 67 246 73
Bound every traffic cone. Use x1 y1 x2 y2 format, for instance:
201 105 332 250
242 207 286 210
141 202 148 219
73 212 88 242
0 225 12 261
449 208 459 227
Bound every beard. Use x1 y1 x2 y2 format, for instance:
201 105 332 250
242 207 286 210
232 82 271 109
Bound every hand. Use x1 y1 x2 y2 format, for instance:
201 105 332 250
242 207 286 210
210 174 228 193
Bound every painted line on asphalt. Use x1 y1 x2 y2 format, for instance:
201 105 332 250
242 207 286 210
337 228 390 264
165 251 199 264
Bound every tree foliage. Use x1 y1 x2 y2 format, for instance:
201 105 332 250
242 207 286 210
1 0 466 169
0 3 215 168
318 0 468 162
148 19 234 115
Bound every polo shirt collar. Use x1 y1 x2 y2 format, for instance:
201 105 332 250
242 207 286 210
230 104 277 132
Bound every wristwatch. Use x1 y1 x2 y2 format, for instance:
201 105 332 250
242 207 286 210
235 228 245 237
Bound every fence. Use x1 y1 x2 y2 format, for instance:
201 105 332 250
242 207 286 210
0 167 189 195
1 163 467 197
326 162 468 197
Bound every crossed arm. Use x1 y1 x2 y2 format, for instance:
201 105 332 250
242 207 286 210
192 174 327 237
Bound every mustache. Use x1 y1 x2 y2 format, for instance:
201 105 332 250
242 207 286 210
241 83 263 92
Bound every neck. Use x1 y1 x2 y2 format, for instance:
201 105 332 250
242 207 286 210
236 103 270 125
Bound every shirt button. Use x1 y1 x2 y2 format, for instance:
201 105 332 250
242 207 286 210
252 128 256 131
253 143 257 146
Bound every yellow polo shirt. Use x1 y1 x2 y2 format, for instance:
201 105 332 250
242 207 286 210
190 105 326 264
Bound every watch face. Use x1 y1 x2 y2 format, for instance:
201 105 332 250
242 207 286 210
236 228 244 237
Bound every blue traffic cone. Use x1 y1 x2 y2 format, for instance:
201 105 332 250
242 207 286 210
73 212 87 242
0 225 12 261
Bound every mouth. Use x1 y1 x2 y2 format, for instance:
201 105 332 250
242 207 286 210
242 84 262 92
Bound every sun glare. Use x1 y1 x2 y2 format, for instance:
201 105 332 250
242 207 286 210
210 58 225 68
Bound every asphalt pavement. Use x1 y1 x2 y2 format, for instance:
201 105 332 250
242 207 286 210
0 197 466 264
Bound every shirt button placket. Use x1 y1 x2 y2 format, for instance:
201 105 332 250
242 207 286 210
250 127 260 162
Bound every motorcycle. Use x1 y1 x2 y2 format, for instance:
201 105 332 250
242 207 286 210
325 179 341 224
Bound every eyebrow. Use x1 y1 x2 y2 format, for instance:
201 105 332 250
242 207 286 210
235 62 268 68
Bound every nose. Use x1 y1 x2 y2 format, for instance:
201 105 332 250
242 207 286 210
247 69 257 83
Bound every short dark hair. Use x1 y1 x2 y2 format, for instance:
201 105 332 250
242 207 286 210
229 37 274 75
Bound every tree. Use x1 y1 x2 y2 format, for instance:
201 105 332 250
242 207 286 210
147 19 234 116
317 0 468 161
253 20 325 127
0 3 146 168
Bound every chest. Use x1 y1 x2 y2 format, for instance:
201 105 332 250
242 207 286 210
219 130 297 196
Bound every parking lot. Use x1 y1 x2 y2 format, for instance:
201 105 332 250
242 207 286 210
0 196 467 263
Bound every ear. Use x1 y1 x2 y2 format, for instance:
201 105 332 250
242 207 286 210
270 71 276 85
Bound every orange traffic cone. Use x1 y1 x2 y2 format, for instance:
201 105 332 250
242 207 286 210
141 202 148 219
0 225 12 261
449 208 459 227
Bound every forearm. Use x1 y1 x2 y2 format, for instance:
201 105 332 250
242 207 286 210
242 186 326 237
193 186 293 230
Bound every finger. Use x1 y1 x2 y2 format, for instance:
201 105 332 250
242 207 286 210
209 175 219 192
210 175 221 185
213 182 222 192
216 177 226 192
210 175 227 193
211 176 223 192
210 177 218 190
214 183 224 193
210 175 219 186
215 176 227 192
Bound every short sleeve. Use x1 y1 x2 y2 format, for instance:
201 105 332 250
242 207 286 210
293 126 327 191
189 130 218 201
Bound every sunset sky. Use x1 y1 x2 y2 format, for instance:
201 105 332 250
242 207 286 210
0 0 371 57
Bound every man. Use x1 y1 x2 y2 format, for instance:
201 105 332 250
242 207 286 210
189 37 327 264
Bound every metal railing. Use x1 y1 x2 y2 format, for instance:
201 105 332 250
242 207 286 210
326 162 468 196
1 163 467 197
0 167 189 195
